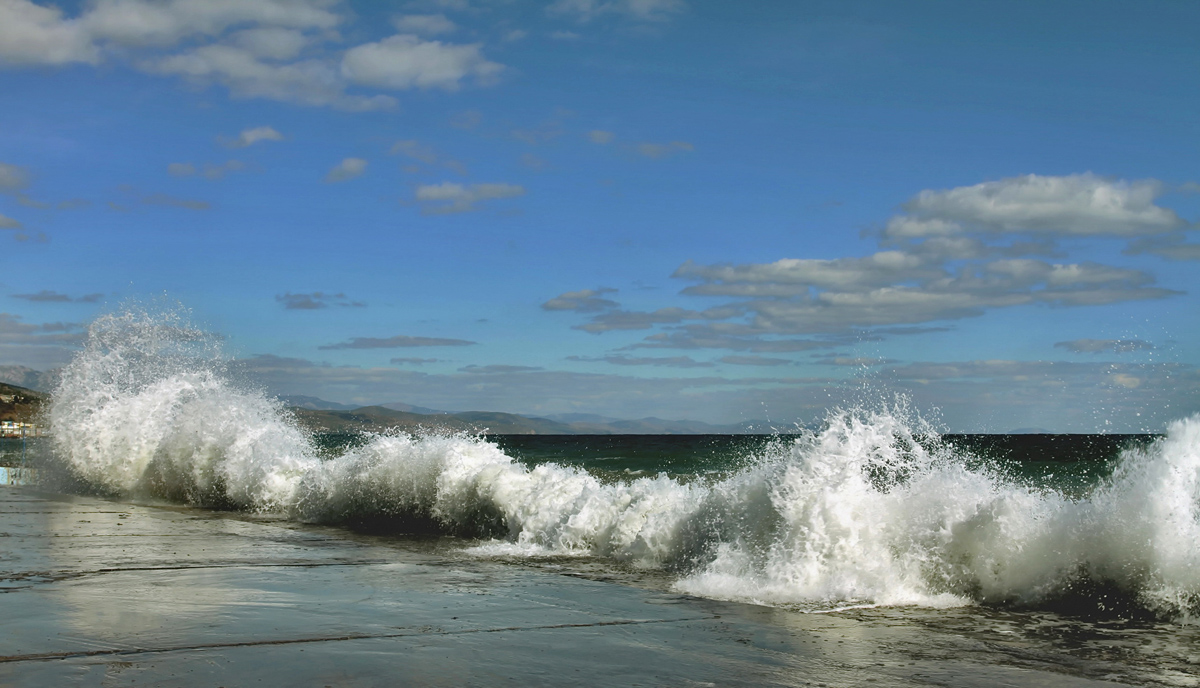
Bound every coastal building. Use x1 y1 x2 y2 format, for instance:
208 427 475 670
0 421 43 439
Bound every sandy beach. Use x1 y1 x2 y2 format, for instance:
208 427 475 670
0 487 1142 687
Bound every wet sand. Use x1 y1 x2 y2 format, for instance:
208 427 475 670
0 488 1133 687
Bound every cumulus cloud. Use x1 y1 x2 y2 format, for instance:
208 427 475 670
230 27 311 60
548 0 686 23
541 288 619 312
81 0 340 48
0 213 21 229
0 0 339 67
324 157 367 183
12 290 102 303
553 174 1183 350
276 292 365 309
1054 339 1155 354
884 174 1184 239
0 162 30 191
341 34 502 91
0 0 98 66
141 192 210 210
392 14 457 35
574 306 738 333
148 45 397 111
0 1 506 111
1124 233 1200 261
222 126 284 148
0 312 85 346
319 334 476 349
414 182 524 214
587 130 615 144
675 251 942 296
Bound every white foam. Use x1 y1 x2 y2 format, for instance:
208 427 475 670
47 306 1200 617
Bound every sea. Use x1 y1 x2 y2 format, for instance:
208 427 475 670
20 308 1200 685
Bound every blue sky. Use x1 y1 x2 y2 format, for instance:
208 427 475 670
2 0 1198 431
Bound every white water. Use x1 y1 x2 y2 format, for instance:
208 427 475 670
47 308 1200 616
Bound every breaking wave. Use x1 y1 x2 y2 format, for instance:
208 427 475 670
46 307 1200 618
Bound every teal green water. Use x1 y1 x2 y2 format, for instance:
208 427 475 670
310 432 1160 494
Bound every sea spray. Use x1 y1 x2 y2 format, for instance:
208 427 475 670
48 306 316 509
45 306 1200 617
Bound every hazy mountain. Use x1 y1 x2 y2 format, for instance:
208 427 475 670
380 402 450 415
278 395 361 411
0 366 58 393
289 404 767 435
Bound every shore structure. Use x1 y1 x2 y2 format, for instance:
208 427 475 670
0 486 1136 687
0 421 43 439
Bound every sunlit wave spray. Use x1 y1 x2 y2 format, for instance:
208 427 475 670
46 305 1200 618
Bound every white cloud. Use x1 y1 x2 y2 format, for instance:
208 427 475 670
391 13 457 35
149 46 396 111
0 0 97 66
1124 233 1200 261
0 162 30 191
635 140 693 159
548 0 685 23
81 0 341 48
0 1 505 111
222 125 285 148
550 174 1186 349
167 162 196 177
0 0 339 68
587 130 615 144
0 212 22 229
230 27 311 60
542 288 619 312
414 182 524 214
340 34 502 91
390 139 438 164
675 251 941 295
886 173 1184 239
324 157 367 183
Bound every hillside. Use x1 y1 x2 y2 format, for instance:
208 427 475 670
0 382 47 424
289 403 760 435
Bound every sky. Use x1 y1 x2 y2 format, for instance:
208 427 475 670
1 0 1198 432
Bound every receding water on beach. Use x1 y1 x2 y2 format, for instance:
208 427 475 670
32 307 1200 685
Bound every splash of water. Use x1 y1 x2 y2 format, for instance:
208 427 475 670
46 307 1200 617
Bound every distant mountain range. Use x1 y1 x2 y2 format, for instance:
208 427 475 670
288 399 767 435
0 371 770 435
0 366 57 393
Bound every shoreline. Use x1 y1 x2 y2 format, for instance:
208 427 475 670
0 486 1147 687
